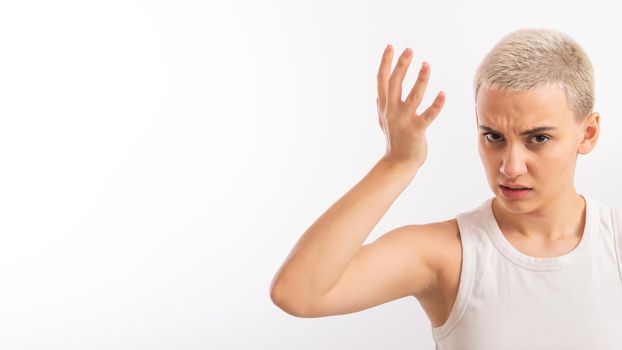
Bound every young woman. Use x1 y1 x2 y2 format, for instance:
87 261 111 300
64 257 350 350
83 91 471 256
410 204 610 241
270 29 622 349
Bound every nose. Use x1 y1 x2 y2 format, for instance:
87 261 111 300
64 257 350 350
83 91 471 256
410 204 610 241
499 144 528 179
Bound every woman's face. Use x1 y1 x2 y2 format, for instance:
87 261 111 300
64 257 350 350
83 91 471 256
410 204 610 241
475 83 599 212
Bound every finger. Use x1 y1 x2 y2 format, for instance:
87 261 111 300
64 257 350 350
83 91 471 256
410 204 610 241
388 48 413 105
376 44 393 113
419 91 446 127
378 112 383 131
377 97 383 130
405 61 431 111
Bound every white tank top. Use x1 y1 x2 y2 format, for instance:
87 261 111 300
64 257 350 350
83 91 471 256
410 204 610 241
431 195 622 350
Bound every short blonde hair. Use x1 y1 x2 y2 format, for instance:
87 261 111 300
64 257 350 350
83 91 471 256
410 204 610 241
473 28 594 121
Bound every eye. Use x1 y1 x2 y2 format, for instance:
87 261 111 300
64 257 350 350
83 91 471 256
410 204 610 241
528 134 551 144
481 132 503 143
481 132 551 145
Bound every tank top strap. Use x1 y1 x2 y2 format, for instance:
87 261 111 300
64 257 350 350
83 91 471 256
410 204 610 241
611 206 622 284
431 207 479 340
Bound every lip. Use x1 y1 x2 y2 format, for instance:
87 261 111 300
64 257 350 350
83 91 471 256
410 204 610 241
499 184 532 199
500 183 532 189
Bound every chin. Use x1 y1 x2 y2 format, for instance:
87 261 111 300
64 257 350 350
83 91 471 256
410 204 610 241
495 192 535 211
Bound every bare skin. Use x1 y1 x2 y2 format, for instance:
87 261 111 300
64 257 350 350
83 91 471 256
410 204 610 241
270 44 600 329
476 84 599 247
269 44 447 320
426 85 600 326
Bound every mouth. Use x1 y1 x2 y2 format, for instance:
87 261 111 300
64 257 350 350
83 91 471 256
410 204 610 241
499 184 533 199
499 184 532 190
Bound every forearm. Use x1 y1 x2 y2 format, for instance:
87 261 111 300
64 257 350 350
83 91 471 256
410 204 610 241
271 157 419 305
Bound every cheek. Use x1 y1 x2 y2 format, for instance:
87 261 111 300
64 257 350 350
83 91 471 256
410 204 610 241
532 146 576 186
478 141 490 161
477 141 484 158
478 144 497 168
540 144 574 167
478 147 500 184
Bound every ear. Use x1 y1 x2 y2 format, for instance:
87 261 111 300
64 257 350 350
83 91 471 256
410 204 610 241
577 112 600 155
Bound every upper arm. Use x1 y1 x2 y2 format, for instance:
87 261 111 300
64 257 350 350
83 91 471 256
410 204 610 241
299 220 454 318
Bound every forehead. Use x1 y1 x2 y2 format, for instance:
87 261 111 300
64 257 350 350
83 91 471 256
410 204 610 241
476 84 573 128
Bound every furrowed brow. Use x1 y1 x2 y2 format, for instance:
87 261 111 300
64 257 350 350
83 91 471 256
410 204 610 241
478 125 557 136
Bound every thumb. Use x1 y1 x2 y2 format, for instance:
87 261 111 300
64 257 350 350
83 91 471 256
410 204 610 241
419 91 446 127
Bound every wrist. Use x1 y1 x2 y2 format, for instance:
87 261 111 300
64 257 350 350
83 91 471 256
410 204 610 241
376 157 420 180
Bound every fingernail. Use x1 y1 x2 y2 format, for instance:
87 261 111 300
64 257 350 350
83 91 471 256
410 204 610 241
385 44 391 52
403 48 411 57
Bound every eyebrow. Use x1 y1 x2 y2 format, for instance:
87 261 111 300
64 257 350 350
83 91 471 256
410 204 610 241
478 125 557 136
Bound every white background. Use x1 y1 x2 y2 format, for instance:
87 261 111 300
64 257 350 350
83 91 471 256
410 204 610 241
1 0 621 349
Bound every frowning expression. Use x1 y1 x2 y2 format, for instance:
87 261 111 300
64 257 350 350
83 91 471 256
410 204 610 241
475 83 599 208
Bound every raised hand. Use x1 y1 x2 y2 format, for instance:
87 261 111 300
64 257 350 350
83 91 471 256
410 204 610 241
376 45 445 168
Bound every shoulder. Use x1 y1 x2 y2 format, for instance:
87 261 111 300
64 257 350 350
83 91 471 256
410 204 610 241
394 218 462 278
402 218 463 308
375 218 463 299
418 218 462 276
